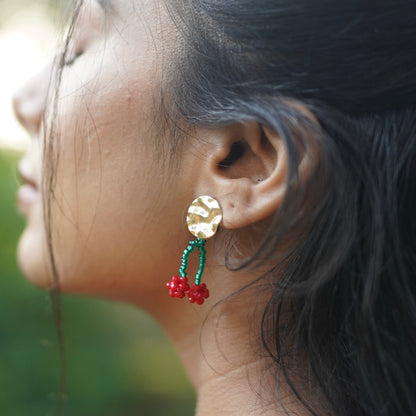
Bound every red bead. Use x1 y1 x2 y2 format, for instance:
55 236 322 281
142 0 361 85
188 283 209 305
166 276 190 298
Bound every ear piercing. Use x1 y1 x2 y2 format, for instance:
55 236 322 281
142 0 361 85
166 195 222 305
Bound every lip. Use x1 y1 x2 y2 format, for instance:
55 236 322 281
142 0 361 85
17 170 40 215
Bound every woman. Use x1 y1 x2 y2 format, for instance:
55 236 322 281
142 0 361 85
13 0 416 415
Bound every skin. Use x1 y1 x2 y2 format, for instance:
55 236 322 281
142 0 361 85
13 0 312 414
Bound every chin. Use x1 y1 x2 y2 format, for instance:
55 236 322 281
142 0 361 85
17 224 52 289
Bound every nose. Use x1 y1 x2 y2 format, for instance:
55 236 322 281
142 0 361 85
12 64 52 136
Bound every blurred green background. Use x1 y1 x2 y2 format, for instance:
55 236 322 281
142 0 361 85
0 1 195 415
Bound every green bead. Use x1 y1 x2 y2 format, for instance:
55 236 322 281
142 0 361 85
177 238 207 286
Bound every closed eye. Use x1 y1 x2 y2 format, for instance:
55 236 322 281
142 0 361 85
62 50 83 67
60 0 106 69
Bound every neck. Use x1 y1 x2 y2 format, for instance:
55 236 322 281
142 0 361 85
149 270 308 416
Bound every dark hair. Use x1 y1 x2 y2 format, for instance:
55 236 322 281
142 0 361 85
161 1 416 415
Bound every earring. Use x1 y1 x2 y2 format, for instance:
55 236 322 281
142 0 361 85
166 195 222 305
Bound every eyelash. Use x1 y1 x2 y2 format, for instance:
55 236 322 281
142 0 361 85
62 50 83 67
61 1 104 68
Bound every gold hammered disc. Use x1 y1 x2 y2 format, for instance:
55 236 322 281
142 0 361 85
186 196 222 239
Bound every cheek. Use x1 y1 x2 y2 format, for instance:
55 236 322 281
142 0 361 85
48 76 181 298
50 145 185 300
42 28 186 299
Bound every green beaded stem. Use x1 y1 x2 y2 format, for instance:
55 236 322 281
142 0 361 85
178 238 207 285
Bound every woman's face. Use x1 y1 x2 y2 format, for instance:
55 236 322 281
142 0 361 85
13 0 198 305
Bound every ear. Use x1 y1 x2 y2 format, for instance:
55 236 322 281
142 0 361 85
195 121 312 230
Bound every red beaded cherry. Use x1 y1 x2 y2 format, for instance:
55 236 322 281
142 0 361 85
188 283 209 305
166 276 190 298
